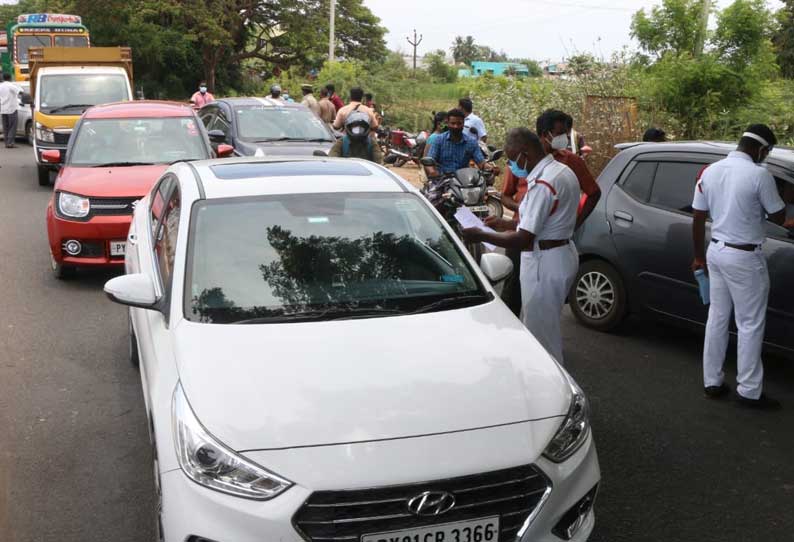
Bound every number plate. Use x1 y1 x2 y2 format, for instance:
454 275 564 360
109 241 127 256
469 205 490 214
361 516 499 542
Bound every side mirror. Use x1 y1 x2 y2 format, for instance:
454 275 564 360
420 157 437 167
21 93 32 105
313 149 328 157
216 144 234 158
207 129 226 144
490 149 504 161
41 149 61 164
479 253 513 283
104 274 158 309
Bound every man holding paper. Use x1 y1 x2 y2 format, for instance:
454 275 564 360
462 128 580 363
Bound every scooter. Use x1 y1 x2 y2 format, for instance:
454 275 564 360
384 129 429 167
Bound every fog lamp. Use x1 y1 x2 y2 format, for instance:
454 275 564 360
552 484 598 540
63 240 82 256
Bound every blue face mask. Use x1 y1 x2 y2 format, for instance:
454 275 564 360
508 153 529 178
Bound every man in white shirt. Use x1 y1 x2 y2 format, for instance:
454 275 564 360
692 124 788 410
462 127 579 362
0 73 22 148
459 97 487 142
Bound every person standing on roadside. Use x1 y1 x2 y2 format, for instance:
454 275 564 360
325 84 345 112
461 128 580 363
318 88 337 125
459 97 487 142
189 81 214 110
300 84 321 117
692 124 788 410
333 87 379 130
0 73 22 148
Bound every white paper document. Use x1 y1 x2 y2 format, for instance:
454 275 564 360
454 207 498 252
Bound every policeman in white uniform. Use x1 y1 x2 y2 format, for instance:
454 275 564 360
692 124 788 410
463 127 580 362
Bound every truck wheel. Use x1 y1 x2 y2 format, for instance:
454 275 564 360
570 259 627 332
37 165 50 187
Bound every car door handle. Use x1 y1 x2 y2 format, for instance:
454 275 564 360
614 210 634 223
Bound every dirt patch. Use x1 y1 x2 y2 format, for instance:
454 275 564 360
387 164 425 188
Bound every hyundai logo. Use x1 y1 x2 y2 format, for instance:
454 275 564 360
406 491 456 516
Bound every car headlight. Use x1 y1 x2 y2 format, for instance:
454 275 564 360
58 191 90 218
172 383 293 500
543 375 590 463
35 122 55 143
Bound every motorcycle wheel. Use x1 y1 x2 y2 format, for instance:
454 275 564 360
486 195 504 218
394 157 407 168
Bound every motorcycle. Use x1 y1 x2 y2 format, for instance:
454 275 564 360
419 151 504 259
384 129 429 167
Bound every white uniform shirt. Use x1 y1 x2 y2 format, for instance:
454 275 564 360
517 154 580 240
0 81 22 115
692 151 785 245
464 113 487 140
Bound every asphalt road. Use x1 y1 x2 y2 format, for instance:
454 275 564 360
1 145 793 542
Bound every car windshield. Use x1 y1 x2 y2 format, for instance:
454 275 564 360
69 117 209 166
54 35 89 47
235 106 333 142
16 34 51 63
186 193 488 324
38 74 128 114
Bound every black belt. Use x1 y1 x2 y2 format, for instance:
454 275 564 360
538 239 570 251
711 238 760 252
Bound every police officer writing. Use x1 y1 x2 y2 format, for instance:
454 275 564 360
692 124 788 410
462 128 580 363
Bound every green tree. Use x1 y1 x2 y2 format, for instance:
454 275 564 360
773 1 794 77
631 0 709 58
567 53 597 75
451 35 478 65
712 0 776 71
425 49 457 83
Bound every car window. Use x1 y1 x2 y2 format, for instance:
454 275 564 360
234 106 333 142
208 111 231 137
155 184 181 295
621 161 656 202
649 162 705 214
150 177 173 237
200 110 215 129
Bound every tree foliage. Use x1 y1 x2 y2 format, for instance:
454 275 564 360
451 35 478 65
773 1 794 78
425 49 457 83
631 0 708 58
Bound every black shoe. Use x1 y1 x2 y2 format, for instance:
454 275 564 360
704 383 730 399
736 393 781 411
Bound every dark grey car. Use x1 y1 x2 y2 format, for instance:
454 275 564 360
572 142 794 354
198 97 335 157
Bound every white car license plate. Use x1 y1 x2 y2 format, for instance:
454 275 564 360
109 241 127 256
469 205 490 214
361 516 499 542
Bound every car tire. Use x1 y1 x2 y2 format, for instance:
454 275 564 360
129 315 140 369
37 165 50 187
25 121 33 146
50 253 76 280
570 259 627 331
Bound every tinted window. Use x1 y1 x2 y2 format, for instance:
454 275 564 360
200 110 215 129
621 161 656 202
186 193 487 324
155 185 181 293
150 177 173 237
650 162 705 213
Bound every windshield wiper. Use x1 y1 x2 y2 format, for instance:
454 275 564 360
410 293 493 315
92 161 155 168
233 306 405 324
46 104 94 114
169 158 202 165
254 137 332 143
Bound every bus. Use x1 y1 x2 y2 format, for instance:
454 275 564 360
0 14 90 81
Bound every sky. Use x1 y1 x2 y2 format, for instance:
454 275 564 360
363 0 785 62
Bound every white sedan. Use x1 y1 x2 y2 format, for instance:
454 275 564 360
105 157 600 542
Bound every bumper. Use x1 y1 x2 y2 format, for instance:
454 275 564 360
159 431 600 542
46 204 131 267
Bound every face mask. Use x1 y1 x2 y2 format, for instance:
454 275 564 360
508 153 529 178
199 86 207 94
550 133 569 151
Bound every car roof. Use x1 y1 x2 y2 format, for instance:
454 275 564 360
615 140 794 167
214 97 310 110
187 157 412 200
85 101 196 119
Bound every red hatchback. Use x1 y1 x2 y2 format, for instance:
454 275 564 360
46 101 230 278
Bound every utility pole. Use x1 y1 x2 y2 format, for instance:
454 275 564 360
406 29 423 77
694 0 710 57
328 0 336 62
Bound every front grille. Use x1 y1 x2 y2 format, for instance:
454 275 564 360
293 464 550 542
89 197 138 216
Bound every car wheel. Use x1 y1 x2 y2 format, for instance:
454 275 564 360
50 252 76 280
129 315 140 369
570 260 627 331
37 165 50 187
26 121 33 146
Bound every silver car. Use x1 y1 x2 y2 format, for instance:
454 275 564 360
15 81 33 145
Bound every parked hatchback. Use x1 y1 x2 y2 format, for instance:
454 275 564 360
198 97 336 157
104 157 600 542
572 142 794 354
46 101 232 279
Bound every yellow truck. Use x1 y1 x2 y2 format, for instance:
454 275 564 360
29 46 133 185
